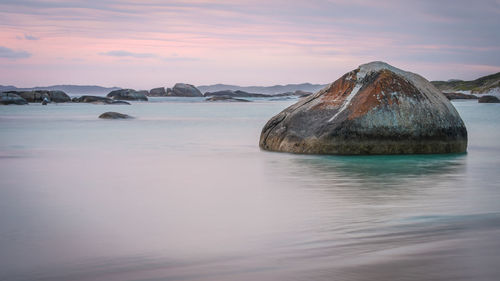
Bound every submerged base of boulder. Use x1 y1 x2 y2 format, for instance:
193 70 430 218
99 112 133 119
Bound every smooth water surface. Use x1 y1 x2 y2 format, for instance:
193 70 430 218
1 99 499 281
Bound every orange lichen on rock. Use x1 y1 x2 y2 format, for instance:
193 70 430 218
313 72 357 110
347 70 421 119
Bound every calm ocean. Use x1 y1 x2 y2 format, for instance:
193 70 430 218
1 98 499 281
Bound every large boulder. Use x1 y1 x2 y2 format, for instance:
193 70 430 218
478 95 500 103
148 87 166 96
260 61 468 155
167 83 203 97
0 92 28 105
107 89 148 101
98 112 134 119
4 90 71 103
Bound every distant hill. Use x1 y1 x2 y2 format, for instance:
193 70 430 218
0 85 121 96
197 83 328 95
431 72 500 94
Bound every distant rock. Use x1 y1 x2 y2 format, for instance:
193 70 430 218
3 90 71 103
148 87 166 96
204 90 270 98
205 96 251 102
260 61 468 155
274 90 313 97
442 92 478 100
166 83 203 97
110 100 131 105
478 95 500 103
107 89 148 101
73 95 130 105
73 95 113 103
98 112 134 119
198 83 328 95
0 85 121 96
0 92 28 105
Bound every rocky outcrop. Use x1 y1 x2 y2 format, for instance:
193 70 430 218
478 95 500 103
72 95 130 105
148 87 166 96
442 92 478 100
107 89 148 101
260 61 468 155
204 90 270 98
98 112 134 119
432 72 500 94
205 96 251 102
166 83 203 97
3 90 71 103
275 90 313 97
0 92 28 105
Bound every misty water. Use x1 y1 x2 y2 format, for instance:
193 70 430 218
1 98 499 281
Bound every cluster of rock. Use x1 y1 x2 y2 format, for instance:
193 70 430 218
260 61 468 155
0 92 28 105
107 89 148 101
145 83 203 97
72 95 131 105
1 90 71 104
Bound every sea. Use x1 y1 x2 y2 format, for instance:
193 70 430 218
1 98 499 281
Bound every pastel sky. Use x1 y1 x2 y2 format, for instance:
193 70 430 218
1 0 499 89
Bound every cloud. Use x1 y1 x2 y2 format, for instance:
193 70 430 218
100 50 157 58
0 46 31 59
24 34 38 40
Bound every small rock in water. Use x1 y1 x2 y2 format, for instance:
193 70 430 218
98 112 134 119
478 95 500 103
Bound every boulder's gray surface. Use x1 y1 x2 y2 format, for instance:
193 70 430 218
478 95 500 103
260 61 468 155
107 89 148 101
148 87 166 96
0 92 28 105
205 96 251 102
3 90 71 103
167 83 203 97
98 112 134 119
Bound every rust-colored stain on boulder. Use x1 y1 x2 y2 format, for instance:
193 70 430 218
313 72 357 110
347 70 422 120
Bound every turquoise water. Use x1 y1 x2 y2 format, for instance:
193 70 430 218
1 99 499 281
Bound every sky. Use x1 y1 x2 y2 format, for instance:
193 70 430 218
0 0 499 89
